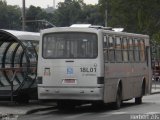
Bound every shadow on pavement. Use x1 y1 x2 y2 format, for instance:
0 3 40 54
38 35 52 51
32 102 145 116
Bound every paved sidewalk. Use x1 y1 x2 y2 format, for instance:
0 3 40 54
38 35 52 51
0 101 55 115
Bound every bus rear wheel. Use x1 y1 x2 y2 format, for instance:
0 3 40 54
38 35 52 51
112 86 122 110
135 97 142 104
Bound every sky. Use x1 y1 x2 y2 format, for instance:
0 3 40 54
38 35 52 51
5 0 98 8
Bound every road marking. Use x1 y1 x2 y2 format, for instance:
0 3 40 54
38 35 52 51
100 111 127 118
111 112 127 115
146 112 160 114
35 109 59 114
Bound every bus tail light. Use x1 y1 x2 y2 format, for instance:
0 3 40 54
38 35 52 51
97 77 104 84
37 76 43 84
44 68 50 76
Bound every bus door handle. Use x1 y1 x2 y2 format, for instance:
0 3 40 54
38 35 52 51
65 60 74 62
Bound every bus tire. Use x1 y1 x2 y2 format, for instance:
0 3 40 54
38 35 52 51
135 97 142 104
112 86 122 110
135 82 145 104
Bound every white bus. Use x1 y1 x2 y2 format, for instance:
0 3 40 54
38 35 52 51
37 25 152 109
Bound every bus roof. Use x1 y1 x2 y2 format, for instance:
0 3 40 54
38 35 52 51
41 27 149 39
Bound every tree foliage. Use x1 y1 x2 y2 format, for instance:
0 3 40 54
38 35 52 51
53 0 103 26
0 0 160 41
99 0 160 41
0 0 21 30
26 5 54 31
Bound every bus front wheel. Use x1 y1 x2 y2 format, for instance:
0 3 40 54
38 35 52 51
135 83 145 104
135 97 142 104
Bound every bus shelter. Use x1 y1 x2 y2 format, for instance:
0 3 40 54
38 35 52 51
0 29 39 102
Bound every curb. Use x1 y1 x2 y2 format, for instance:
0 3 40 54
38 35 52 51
26 106 56 115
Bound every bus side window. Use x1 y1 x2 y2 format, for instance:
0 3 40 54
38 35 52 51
128 38 134 62
103 35 107 47
122 37 128 62
134 39 140 62
108 36 115 62
115 37 123 62
103 35 109 62
139 40 145 62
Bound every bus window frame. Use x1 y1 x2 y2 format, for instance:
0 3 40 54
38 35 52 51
107 35 116 63
134 38 141 63
103 35 109 63
139 39 146 63
114 36 123 63
128 37 135 62
42 32 98 59
103 34 147 64
122 37 129 63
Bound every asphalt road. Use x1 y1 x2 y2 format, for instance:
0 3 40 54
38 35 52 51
18 94 160 120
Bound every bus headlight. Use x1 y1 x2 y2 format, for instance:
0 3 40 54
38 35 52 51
97 77 104 84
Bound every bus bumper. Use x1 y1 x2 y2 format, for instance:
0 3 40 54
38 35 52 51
38 86 103 101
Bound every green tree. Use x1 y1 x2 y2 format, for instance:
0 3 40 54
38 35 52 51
26 5 54 32
81 4 104 25
53 0 103 26
7 5 21 30
0 0 21 29
0 0 8 28
53 0 83 26
99 0 160 41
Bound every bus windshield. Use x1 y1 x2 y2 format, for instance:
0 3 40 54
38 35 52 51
42 32 98 59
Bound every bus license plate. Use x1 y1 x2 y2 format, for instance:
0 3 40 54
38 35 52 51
62 79 77 84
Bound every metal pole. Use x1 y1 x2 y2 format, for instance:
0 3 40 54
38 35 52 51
11 71 17 102
22 0 26 31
